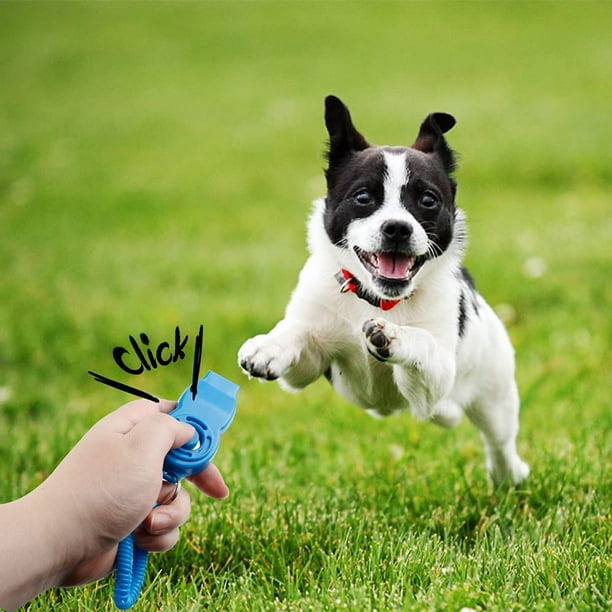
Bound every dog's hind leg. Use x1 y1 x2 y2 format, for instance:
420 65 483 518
430 399 463 428
466 381 529 485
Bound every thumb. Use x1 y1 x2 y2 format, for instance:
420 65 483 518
127 412 196 467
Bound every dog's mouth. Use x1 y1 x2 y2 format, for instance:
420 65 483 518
354 247 423 283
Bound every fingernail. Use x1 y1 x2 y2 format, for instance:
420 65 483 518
149 512 172 534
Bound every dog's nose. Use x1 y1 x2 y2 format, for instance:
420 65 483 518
381 220 412 241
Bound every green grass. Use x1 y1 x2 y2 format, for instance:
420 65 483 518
0 1 610 610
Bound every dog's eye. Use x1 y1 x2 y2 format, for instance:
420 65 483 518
419 192 439 209
353 189 373 206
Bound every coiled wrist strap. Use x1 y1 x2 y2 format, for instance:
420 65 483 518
114 534 150 609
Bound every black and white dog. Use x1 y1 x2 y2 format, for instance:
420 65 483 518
238 95 529 485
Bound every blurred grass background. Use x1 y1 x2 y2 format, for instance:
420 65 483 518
0 1 610 611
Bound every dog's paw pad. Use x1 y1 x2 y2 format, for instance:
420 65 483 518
239 357 279 381
363 319 392 361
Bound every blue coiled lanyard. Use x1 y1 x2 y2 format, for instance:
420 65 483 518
113 372 238 609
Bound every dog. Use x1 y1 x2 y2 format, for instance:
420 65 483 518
238 95 529 485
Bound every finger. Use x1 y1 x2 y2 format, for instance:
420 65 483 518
133 526 180 554
143 488 191 536
97 399 178 435
127 412 195 467
187 463 229 499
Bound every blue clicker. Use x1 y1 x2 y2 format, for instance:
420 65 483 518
113 371 238 609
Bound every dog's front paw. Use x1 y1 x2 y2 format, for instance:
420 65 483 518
363 318 395 362
238 335 296 381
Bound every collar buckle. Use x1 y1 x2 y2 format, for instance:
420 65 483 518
335 269 401 311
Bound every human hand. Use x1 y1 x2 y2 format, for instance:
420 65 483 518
35 399 229 588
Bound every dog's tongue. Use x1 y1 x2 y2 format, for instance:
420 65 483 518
378 253 414 279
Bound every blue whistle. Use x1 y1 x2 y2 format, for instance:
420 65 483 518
113 371 238 609
163 371 238 482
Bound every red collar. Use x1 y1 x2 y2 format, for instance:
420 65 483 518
335 269 401 311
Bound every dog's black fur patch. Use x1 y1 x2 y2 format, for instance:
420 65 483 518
456 266 480 338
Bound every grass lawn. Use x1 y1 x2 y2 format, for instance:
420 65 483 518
0 1 610 611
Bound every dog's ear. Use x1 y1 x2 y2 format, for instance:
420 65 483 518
324 95 370 166
412 112 457 173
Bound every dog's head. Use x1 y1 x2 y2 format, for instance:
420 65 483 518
323 95 459 301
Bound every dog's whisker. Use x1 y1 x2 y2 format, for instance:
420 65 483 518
426 238 444 259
